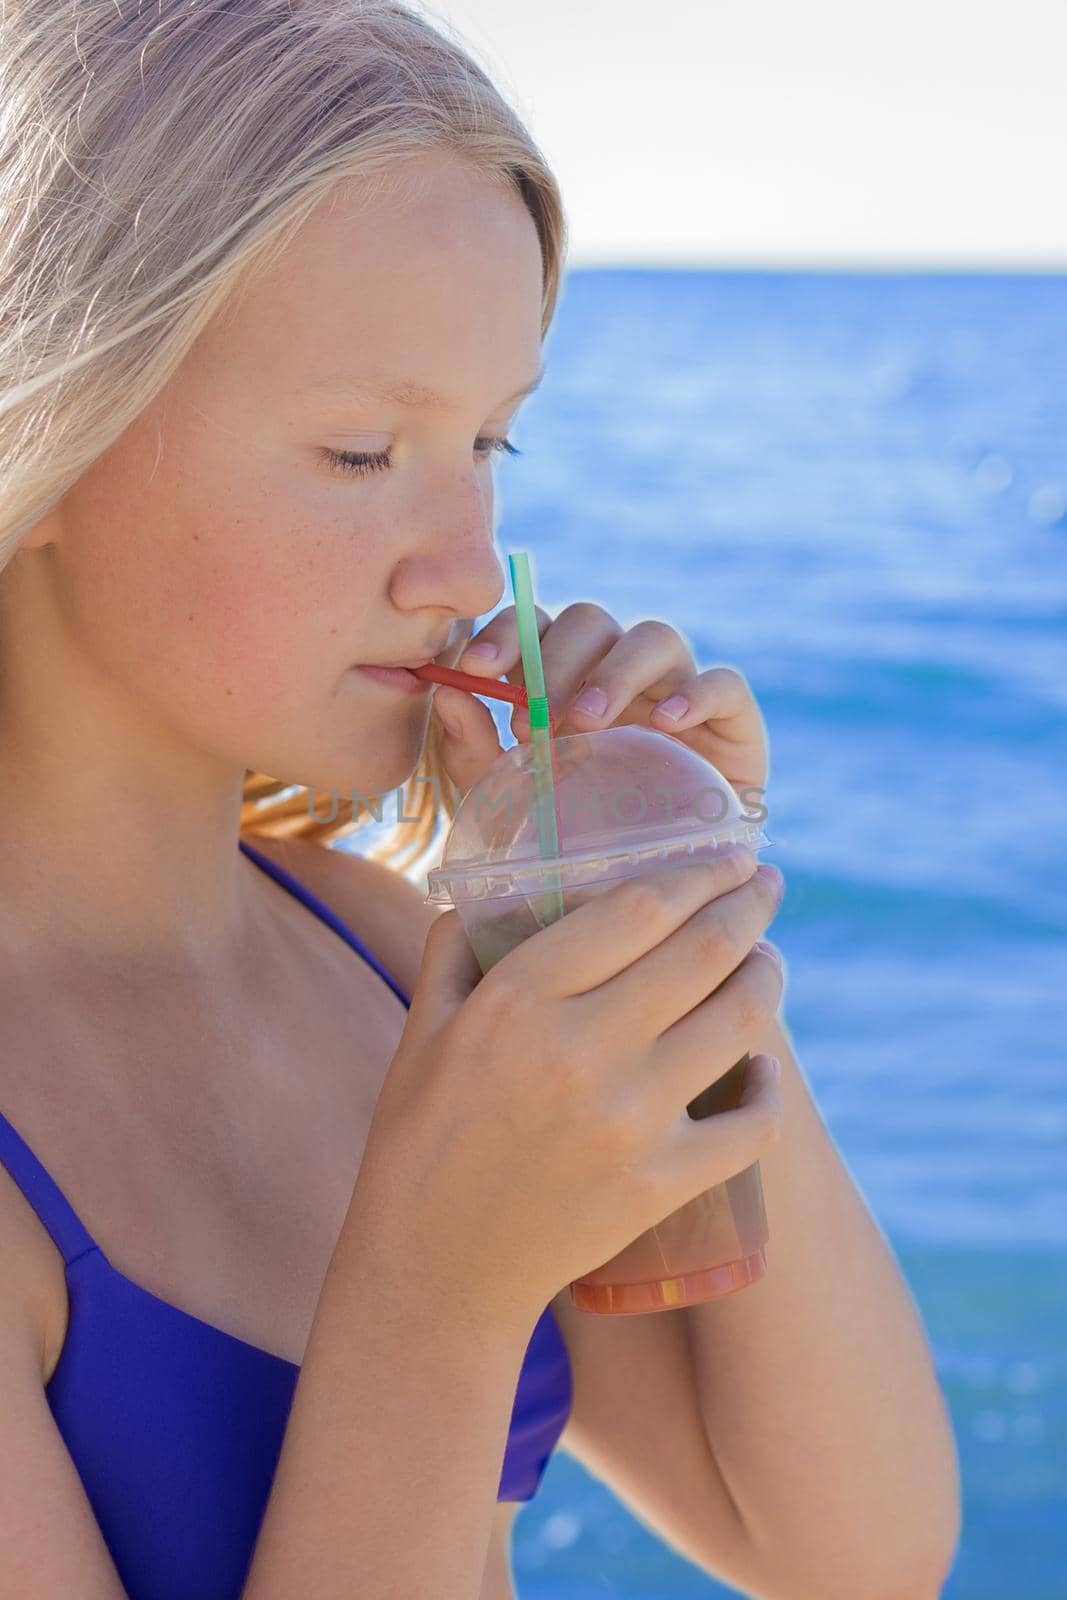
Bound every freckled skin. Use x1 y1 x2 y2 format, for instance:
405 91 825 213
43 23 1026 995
1 152 544 803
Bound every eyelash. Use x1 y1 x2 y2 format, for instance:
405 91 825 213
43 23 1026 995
321 437 523 478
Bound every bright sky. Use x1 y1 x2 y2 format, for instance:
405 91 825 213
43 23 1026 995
423 0 1066 268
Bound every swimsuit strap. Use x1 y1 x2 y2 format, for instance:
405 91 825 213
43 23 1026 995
0 1109 98 1267
238 837 412 1008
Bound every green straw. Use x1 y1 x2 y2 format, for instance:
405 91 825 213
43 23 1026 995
508 551 565 925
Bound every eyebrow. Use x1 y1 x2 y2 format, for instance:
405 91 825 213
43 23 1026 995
305 367 546 410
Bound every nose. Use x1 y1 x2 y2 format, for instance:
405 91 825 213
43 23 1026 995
395 470 507 621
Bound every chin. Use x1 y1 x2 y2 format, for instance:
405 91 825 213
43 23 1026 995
353 722 431 792
252 724 428 816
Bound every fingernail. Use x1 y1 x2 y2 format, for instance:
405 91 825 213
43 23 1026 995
572 686 608 718
768 1055 781 1078
654 694 690 721
754 939 783 967
756 863 785 904
434 704 463 737
464 642 498 661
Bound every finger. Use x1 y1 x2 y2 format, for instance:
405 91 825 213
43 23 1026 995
459 602 623 737
649 665 758 731
430 683 506 798
658 1053 783 1198
650 941 786 1118
557 618 695 732
411 907 489 1025
595 862 785 1041
514 601 625 733
453 604 555 678
499 844 759 1000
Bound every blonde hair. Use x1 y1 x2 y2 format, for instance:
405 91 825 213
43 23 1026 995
0 0 566 879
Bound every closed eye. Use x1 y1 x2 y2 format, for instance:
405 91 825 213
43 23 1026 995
321 437 523 478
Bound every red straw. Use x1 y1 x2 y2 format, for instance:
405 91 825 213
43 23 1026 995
412 661 559 734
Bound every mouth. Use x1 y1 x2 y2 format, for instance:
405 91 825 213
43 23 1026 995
354 661 436 693
352 633 464 691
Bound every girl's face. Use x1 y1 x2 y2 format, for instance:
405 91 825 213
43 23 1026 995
27 152 545 799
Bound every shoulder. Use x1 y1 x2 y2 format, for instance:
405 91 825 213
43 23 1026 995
240 832 445 1001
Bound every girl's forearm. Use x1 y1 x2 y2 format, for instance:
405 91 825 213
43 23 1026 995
683 1007 962 1600
240 1203 532 1600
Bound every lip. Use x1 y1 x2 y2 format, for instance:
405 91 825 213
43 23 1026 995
355 663 434 694
360 657 436 670
355 644 453 668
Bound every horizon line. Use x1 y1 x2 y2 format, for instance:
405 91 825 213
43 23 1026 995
564 256 1067 277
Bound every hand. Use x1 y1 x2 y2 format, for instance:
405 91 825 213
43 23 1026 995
431 602 769 810
351 846 784 1329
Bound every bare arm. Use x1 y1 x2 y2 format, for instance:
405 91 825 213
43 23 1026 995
239 1197 532 1600
684 1009 962 1598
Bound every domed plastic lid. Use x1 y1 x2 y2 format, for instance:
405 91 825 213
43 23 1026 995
426 724 770 905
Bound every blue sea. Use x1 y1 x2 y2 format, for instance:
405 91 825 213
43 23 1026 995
370 269 1067 1598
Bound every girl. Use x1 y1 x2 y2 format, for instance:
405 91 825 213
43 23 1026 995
0 4 960 1598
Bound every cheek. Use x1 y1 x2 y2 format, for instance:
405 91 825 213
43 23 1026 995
58 417 368 716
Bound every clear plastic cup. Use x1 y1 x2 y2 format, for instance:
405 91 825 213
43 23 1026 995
425 724 776 1316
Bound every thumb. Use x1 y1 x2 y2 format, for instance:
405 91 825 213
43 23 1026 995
408 906 486 1027
431 683 507 798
